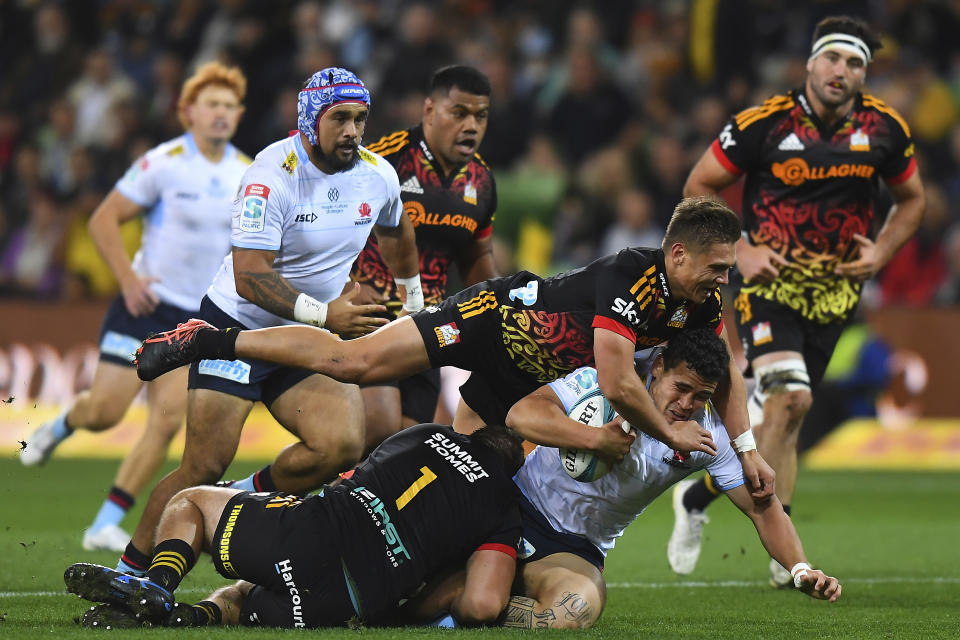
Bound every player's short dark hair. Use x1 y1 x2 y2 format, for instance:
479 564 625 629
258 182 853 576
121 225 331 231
661 327 729 384
470 424 525 476
813 15 882 57
662 196 741 252
430 65 491 97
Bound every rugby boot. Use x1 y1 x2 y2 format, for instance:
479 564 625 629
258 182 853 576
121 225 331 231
64 562 173 621
80 603 147 629
135 318 216 381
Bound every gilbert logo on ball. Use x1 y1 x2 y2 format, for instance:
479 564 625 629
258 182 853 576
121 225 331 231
558 391 629 482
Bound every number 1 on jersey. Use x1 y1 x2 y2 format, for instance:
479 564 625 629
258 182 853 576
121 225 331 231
396 466 437 510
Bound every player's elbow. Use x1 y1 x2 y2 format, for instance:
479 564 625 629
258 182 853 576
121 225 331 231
452 590 508 627
597 375 630 409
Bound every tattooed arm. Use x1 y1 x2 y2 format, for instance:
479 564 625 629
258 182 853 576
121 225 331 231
499 591 598 629
232 248 300 320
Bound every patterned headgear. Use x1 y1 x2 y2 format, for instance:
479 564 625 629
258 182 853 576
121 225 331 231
297 67 370 146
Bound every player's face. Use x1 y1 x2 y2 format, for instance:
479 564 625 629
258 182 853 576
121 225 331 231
670 241 735 303
315 103 368 171
806 49 866 109
649 358 718 424
423 88 490 169
186 85 243 143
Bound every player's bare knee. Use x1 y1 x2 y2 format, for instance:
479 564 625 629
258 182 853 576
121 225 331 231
454 594 506 626
181 453 231 484
766 389 812 430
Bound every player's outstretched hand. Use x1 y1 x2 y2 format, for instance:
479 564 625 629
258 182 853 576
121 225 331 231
797 569 842 602
326 282 390 337
136 318 217 381
737 243 789 285
594 418 636 465
121 274 160 317
738 449 776 499
670 420 717 456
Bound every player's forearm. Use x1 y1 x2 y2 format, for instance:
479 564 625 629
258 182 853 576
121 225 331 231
600 375 674 447
874 194 925 265
750 498 807 571
682 178 720 198
88 205 137 285
506 397 599 450
234 269 300 320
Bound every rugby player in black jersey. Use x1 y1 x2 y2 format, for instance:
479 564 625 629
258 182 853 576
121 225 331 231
65 423 523 629
137 196 777 501
668 16 925 586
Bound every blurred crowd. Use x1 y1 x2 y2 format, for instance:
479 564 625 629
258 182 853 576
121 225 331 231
1 0 959 307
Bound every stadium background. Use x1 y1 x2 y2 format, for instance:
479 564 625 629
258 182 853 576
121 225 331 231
0 2 958 637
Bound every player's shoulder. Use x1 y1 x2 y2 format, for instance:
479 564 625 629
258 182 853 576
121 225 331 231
551 366 601 399
247 136 301 181
356 144 400 188
859 92 912 137
141 135 189 164
733 91 796 131
613 246 662 271
364 128 413 159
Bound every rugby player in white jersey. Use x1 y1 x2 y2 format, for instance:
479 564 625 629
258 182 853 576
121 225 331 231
20 62 250 552
496 327 840 629
115 67 423 576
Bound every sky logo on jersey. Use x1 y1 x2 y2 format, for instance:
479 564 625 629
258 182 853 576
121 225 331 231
611 297 641 325
240 184 270 232
508 280 538 305
198 359 252 384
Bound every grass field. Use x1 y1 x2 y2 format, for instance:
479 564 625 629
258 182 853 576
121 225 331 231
1 455 958 639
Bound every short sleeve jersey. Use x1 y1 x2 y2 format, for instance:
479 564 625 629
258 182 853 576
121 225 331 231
326 424 521 623
712 89 916 323
513 365 744 555
116 133 251 310
351 125 497 316
481 248 723 384
205 134 403 329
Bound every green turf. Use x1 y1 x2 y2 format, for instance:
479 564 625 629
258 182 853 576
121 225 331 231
1 455 958 638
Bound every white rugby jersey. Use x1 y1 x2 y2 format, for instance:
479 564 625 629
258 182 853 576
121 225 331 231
206 134 402 329
116 133 250 310
513 364 745 556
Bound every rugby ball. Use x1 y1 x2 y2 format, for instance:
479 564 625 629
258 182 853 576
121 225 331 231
557 392 626 482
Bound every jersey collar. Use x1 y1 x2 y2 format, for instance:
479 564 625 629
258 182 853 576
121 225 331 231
294 132 311 166
794 87 860 137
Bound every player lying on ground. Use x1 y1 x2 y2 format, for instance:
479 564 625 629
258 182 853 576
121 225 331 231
477 328 838 629
64 424 524 629
136 196 776 500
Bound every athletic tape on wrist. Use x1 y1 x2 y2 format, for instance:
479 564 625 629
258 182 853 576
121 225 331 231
732 429 757 454
396 274 424 312
791 562 812 588
294 293 328 328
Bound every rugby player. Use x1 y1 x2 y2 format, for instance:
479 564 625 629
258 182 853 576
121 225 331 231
138 196 777 499
115 67 422 577
20 62 250 552
66 424 523 629
496 328 840 629
670 16 925 586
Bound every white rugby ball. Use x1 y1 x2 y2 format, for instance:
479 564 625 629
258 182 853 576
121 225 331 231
557 392 627 482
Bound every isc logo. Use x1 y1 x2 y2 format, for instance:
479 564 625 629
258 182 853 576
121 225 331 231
294 212 317 223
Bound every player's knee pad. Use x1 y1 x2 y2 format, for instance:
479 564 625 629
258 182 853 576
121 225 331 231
748 359 810 426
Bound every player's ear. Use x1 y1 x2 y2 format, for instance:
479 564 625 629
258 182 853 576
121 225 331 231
651 354 665 379
806 57 814 74
670 242 686 266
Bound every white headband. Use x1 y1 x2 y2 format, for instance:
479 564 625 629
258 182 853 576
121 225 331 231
809 33 871 65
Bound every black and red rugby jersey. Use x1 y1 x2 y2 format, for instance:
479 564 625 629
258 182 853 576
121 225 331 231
712 88 915 323
351 125 497 315
474 248 723 384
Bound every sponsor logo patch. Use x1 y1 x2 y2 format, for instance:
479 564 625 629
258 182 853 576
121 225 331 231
849 128 870 152
281 150 298 174
400 176 423 194
771 157 875 186
328 187 339 201
508 280 539 306
100 331 141 363
751 321 773 346
240 184 270 232
667 303 688 328
294 212 318 223
358 147 378 165
463 182 477 205
198 359 252 384
434 322 461 347
778 133 805 151
355 202 373 225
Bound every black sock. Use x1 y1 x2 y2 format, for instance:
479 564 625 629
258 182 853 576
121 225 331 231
782 504 791 517
196 326 241 360
108 486 135 512
253 465 277 492
62 414 75 434
121 542 152 573
191 601 222 626
147 539 196 592
683 476 721 512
